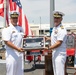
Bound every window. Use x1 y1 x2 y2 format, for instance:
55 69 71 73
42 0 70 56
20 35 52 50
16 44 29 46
39 30 44 34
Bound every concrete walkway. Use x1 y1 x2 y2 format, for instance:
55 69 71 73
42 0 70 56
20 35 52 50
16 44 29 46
0 60 76 75
0 60 45 75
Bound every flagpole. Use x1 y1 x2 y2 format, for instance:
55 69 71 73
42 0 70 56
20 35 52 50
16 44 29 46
4 0 6 27
40 16 41 35
50 0 54 35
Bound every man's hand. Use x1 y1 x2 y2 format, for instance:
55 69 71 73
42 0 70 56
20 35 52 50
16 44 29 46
48 50 52 54
44 47 48 50
44 36 51 41
18 48 25 52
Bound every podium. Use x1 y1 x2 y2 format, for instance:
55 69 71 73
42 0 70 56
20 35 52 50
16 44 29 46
45 53 54 75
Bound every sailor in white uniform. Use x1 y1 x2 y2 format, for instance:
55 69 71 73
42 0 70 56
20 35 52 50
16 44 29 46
46 11 67 75
2 11 25 75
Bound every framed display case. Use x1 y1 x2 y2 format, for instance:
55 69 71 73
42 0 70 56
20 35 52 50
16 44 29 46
21 37 45 50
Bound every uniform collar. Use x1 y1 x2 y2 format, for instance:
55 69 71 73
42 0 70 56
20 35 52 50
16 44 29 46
9 23 18 28
55 24 62 28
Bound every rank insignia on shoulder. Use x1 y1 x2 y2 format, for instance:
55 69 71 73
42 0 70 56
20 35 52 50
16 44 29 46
60 25 64 29
12 31 15 33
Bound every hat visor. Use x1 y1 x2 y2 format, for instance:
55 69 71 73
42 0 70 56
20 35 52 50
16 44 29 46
10 14 19 18
53 15 62 18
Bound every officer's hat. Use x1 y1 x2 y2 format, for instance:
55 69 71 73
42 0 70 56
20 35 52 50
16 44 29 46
53 11 65 18
9 11 20 18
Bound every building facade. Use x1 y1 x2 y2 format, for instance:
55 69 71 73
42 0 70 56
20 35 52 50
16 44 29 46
30 23 76 36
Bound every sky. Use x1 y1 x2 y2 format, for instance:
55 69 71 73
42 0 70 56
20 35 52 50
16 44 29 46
21 0 76 24
0 0 76 24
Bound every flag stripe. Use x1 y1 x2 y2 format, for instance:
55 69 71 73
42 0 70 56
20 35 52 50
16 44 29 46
14 2 16 10
18 8 22 26
9 0 13 11
0 0 4 16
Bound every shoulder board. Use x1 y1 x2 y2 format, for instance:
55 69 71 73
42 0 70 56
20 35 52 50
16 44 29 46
60 25 64 29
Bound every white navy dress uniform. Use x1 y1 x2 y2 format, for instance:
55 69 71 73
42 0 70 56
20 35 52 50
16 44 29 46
2 11 24 75
51 11 67 75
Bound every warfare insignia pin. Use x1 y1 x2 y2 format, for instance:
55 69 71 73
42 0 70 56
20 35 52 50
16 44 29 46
12 31 15 33
54 29 58 34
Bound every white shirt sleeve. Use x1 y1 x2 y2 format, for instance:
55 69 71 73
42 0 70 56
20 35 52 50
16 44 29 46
2 28 11 41
57 29 67 41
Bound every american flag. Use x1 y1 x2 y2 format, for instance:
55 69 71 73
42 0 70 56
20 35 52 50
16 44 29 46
0 0 32 36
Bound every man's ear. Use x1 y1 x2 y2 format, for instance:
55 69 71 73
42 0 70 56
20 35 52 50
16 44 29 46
61 18 63 21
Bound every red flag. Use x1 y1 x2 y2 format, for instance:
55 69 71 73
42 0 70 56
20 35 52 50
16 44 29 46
0 0 32 36
0 0 4 17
